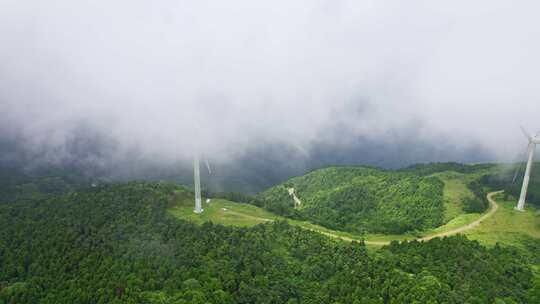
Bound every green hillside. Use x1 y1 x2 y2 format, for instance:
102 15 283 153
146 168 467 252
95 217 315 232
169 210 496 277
0 165 90 204
169 189 279 227
398 162 494 176
466 192 540 247
257 166 446 234
169 188 368 243
170 165 540 253
1 182 539 303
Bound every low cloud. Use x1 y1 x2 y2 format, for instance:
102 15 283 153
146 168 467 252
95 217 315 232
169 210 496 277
1 0 539 176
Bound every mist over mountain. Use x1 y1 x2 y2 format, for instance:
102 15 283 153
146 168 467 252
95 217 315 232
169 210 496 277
2 1 540 193
2 1 540 178
0 122 493 193
3 3 540 303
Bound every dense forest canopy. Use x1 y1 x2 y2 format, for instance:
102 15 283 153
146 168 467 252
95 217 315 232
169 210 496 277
257 166 446 234
1 182 539 303
398 162 495 176
0 165 91 204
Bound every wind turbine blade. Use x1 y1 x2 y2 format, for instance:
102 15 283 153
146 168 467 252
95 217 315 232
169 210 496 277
512 165 520 183
520 126 532 140
205 159 212 175
512 148 528 183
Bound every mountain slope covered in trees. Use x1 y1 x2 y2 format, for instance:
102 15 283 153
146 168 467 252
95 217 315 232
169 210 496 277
1 182 539 303
257 166 446 234
0 165 90 204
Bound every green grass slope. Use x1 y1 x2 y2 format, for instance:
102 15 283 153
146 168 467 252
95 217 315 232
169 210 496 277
169 189 279 227
168 188 369 243
256 166 445 234
429 168 495 222
467 192 540 247
171 175 540 253
430 171 476 222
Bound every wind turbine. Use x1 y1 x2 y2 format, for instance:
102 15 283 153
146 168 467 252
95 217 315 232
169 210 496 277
515 127 540 211
193 152 212 214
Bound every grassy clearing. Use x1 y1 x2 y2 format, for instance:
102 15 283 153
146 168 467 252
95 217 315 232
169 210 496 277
169 179 540 249
287 220 364 242
168 187 491 247
465 193 540 248
363 191 540 248
168 190 367 242
431 213 482 232
431 171 475 222
361 213 487 243
362 212 485 243
169 195 280 227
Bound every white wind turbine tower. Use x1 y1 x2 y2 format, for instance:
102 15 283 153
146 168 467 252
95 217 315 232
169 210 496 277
193 151 212 214
515 126 540 211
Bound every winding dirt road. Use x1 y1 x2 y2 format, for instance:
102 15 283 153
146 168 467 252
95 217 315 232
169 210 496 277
357 190 502 245
229 190 502 246
415 190 501 242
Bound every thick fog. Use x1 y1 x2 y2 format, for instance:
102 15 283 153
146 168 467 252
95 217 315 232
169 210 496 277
1 1 540 187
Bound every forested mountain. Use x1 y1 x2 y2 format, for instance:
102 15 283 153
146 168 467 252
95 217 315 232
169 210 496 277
257 166 446 234
1 182 538 303
0 165 91 204
398 162 495 176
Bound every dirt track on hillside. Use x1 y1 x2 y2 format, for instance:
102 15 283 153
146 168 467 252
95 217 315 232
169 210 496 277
230 191 502 246
415 190 501 242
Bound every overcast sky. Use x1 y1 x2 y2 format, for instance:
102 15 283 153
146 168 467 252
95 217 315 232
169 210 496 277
1 0 539 167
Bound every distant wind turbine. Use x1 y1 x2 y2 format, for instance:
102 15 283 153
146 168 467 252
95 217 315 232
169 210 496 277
515 126 540 211
193 152 212 214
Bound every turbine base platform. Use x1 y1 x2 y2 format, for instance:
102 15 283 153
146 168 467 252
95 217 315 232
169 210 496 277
514 207 525 212
194 209 204 214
